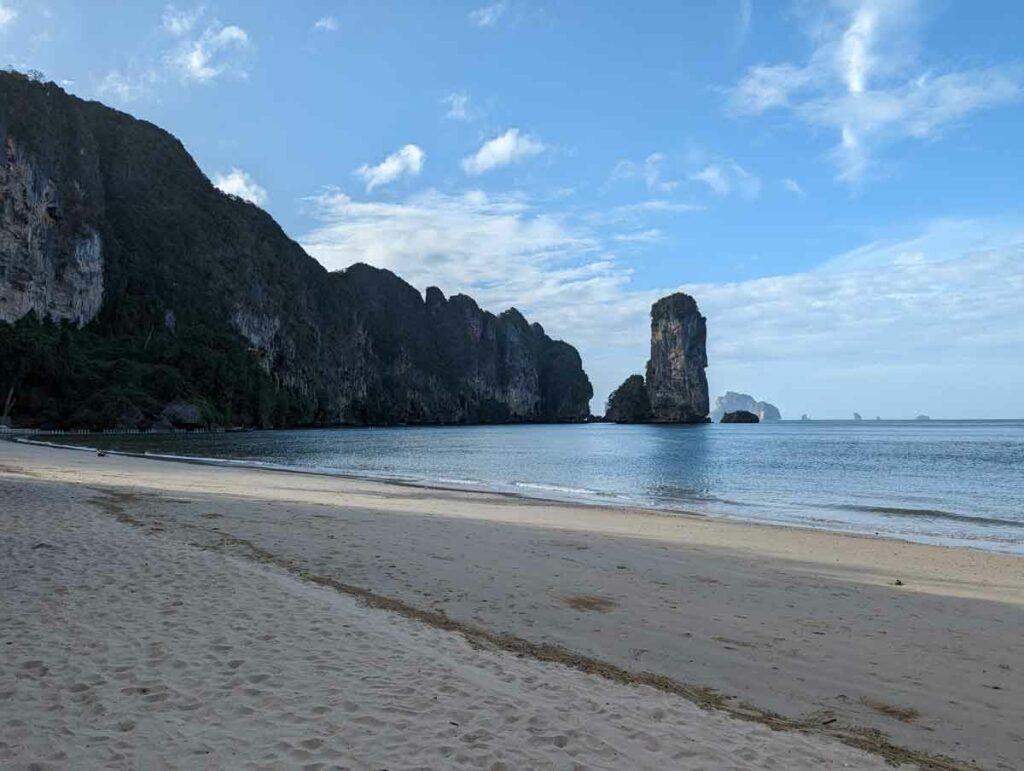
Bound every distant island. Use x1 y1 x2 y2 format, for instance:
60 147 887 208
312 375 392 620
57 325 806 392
710 392 781 423
0 73 592 430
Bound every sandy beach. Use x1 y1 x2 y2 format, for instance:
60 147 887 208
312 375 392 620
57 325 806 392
2 440 1021 769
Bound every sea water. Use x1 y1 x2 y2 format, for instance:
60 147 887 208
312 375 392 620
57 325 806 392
43 420 1024 554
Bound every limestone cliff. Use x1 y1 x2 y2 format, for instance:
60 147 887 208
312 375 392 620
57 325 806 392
0 128 103 325
645 293 709 423
604 292 709 424
0 72 592 428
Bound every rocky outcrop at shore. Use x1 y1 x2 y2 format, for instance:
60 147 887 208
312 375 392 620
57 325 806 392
605 292 709 424
604 375 652 423
721 410 759 423
0 72 592 429
711 392 781 422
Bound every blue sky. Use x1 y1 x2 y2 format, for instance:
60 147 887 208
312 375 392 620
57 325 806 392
4 0 1024 418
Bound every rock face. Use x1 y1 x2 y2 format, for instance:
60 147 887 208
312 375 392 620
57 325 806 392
710 392 782 422
645 294 709 423
0 73 592 429
721 410 759 423
604 374 652 423
0 128 103 326
603 292 709 424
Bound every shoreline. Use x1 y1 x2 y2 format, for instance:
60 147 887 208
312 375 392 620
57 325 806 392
0 459 904 770
3 440 1022 768
9 434 1022 557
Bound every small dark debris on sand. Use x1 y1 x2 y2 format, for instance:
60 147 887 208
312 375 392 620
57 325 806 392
561 594 617 613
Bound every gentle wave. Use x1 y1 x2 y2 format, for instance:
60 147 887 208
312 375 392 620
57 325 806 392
512 481 620 498
831 503 1024 529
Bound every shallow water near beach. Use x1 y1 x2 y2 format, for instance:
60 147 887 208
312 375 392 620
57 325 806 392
43 420 1024 554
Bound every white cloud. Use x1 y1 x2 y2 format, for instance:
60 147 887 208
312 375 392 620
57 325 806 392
604 200 704 223
96 69 158 103
819 217 1024 273
686 243 1024 418
462 129 545 175
689 165 729 196
689 160 761 198
355 144 425 192
0 2 17 29
468 1 506 28
612 153 680 193
783 178 805 196
443 91 471 121
161 4 201 36
93 9 253 102
613 229 663 244
169 22 251 83
313 16 338 32
729 0 1022 182
213 167 268 206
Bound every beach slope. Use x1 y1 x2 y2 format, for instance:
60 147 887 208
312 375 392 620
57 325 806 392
2 440 1021 768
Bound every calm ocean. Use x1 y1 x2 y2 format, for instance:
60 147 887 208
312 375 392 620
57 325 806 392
40 420 1024 554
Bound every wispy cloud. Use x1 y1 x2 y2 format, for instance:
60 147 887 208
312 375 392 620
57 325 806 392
356 144 425 191
735 0 753 47
96 69 159 103
97 6 253 101
168 22 251 83
313 16 338 32
613 229 663 244
468 1 507 28
612 153 680 193
161 4 201 36
687 242 1024 417
783 177 805 196
462 128 545 175
603 200 704 223
0 2 18 29
443 91 472 121
212 167 267 206
689 160 761 198
728 0 1022 182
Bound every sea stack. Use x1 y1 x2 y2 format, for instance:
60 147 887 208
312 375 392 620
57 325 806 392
605 292 709 423
646 293 709 422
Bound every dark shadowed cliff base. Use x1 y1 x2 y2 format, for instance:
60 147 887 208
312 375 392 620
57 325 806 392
0 72 592 429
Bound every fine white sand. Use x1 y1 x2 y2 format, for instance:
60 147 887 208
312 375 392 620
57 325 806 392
0 459 889 769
